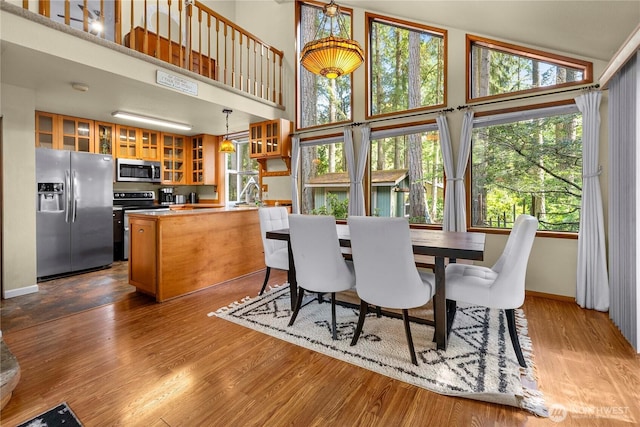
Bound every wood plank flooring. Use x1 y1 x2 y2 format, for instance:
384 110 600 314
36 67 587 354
1 266 639 426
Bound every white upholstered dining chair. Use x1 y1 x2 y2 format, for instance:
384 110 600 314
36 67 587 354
258 207 289 295
287 214 356 340
348 216 435 365
445 214 538 367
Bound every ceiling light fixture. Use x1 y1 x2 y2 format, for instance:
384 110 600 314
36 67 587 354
219 109 236 153
300 0 364 79
111 111 192 131
71 82 89 92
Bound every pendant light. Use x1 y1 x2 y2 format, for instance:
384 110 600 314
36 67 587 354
219 109 235 153
300 0 364 79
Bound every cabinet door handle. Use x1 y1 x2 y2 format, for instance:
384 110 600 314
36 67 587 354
138 229 144 233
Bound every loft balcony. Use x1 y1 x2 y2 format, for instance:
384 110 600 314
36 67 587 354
7 0 285 108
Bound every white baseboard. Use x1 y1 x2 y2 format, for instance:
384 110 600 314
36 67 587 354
3 284 39 299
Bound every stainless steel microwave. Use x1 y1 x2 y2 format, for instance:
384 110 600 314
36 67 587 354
115 159 161 183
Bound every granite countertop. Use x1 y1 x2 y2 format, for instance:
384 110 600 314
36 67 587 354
126 205 259 217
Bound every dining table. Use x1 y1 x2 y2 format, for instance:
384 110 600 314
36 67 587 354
266 223 486 351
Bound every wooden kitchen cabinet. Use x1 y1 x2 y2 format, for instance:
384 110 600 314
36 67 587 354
190 134 218 185
249 119 292 159
115 125 160 160
129 217 157 297
61 115 93 152
35 112 94 153
162 133 186 184
35 112 56 149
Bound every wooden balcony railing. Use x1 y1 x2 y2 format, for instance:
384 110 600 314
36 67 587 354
18 0 285 107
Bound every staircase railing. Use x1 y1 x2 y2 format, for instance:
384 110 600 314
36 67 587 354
17 0 285 107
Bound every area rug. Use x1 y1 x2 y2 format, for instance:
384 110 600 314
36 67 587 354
17 402 83 427
210 286 548 417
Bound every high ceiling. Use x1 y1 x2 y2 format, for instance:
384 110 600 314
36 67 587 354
2 1 639 136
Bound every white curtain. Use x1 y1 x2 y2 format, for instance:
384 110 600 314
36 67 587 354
346 125 370 216
453 110 474 232
437 115 456 231
343 127 357 215
290 135 301 214
575 91 609 311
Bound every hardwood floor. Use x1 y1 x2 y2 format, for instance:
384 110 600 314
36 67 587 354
1 267 639 426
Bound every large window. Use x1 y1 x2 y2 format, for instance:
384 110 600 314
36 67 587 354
300 138 349 218
225 135 259 205
367 14 446 118
370 126 443 224
297 1 354 129
470 104 582 232
467 35 592 102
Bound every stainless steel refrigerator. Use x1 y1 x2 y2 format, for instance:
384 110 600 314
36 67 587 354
36 148 113 279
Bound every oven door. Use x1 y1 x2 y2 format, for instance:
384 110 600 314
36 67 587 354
116 159 161 183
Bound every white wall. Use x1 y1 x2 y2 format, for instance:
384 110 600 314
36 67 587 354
1 84 38 297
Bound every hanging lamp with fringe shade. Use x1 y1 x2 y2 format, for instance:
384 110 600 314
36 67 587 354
300 1 364 79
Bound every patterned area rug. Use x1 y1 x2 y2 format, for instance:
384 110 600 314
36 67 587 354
211 286 548 417
17 402 83 427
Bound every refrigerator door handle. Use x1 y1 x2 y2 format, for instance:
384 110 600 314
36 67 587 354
65 170 71 223
72 170 78 222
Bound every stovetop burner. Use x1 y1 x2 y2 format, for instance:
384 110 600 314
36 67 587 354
113 191 157 208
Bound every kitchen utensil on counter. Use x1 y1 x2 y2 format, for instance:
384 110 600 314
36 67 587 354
189 192 198 204
175 195 186 204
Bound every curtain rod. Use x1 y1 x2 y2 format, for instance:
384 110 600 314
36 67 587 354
292 107 455 136
456 84 600 110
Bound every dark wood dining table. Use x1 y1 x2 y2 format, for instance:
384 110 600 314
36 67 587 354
266 223 486 351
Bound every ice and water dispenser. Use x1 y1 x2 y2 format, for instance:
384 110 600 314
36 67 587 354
37 182 65 212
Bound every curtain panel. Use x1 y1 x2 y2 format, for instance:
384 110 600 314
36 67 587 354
575 91 609 311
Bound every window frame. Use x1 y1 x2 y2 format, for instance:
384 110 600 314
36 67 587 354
365 13 448 120
368 120 445 229
298 132 349 216
224 133 259 206
466 34 593 104
466 99 581 239
295 0 356 132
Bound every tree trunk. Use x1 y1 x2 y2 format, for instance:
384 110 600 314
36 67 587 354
407 31 426 221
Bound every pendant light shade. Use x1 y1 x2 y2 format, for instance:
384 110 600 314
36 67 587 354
300 1 364 79
219 109 235 153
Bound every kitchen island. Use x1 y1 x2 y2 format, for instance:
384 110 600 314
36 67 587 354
127 206 263 302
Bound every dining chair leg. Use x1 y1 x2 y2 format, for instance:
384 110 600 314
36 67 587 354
402 309 418 366
288 287 306 327
259 267 271 295
350 300 369 346
505 309 527 368
376 306 382 318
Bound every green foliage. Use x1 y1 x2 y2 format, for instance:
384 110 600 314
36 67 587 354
370 20 445 115
471 112 582 232
311 193 349 219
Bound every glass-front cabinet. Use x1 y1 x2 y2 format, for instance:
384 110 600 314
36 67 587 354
116 125 138 158
61 116 93 152
162 133 186 184
35 112 56 149
190 134 218 185
249 119 291 159
35 112 94 152
95 122 115 155
115 126 160 160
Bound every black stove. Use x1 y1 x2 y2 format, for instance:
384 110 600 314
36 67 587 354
113 191 158 209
